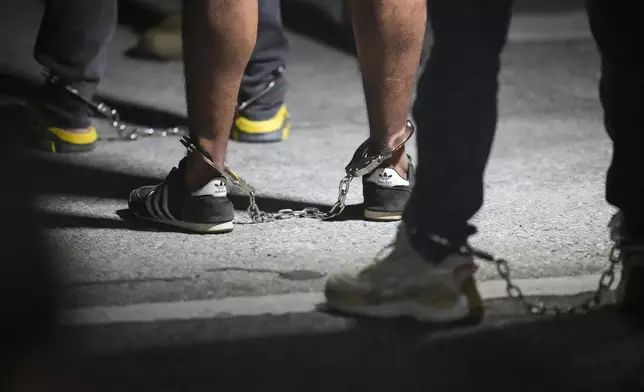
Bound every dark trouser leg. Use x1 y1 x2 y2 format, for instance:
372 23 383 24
587 0 644 234
33 0 117 128
403 0 514 256
0 146 59 380
239 0 288 120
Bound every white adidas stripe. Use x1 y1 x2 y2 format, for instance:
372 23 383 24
144 188 161 220
151 187 166 220
161 184 176 221
144 184 175 221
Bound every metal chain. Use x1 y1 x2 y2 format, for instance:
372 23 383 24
246 174 354 222
469 244 621 315
45 69 415 222
182 120 415 223
45 65 285 142
45 72 186 141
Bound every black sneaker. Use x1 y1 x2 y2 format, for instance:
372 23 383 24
609 211 644 313
128 160 234 233
362 155 415 221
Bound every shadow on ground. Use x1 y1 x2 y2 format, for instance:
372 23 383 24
0 95 364 231
21 303 644 392
0 73 188 129
0 92 365 235
25 154 364 230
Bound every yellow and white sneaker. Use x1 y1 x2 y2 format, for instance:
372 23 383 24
232 104 290 143
324 225 483 323
28 105 98 153
34 125 97 153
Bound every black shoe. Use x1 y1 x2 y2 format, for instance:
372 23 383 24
609 211 644 313
362 155 415 221
128 160 234 233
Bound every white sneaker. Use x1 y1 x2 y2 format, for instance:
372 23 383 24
324 225 483 323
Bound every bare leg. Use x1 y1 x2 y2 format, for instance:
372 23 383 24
349 0 426 178
182 0 258 191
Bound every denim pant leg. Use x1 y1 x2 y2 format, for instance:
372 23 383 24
403 0 514 258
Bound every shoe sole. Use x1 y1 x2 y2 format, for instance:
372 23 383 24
325 278 484 324
133 212 234 234
231 121 291 143
326 294 474 323
36 137 96 153
364 209 403 221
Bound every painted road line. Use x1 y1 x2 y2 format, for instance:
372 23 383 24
59 273 618 326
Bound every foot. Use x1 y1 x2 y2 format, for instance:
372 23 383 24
362 155 414 221
324 224 483 323
231 104 290 143
609 211 644 313
27 103 98 153
128 159 234 233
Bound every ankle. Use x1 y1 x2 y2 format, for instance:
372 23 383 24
387 149 408 179
369 144 407 179
368 122 412 177
184 152 221 192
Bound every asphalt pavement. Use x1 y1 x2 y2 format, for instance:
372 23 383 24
2 1 643 391
1 0 614 306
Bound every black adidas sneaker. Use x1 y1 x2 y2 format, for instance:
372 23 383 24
362 155 415 221
128 160 234 233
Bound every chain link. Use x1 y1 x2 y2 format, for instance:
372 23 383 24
470 244 621 315
246 174 354 222
45 72 187 141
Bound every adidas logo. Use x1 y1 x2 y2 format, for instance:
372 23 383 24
211 180 227 197
192 178 228 198
377 171 394 185
367 168 410 188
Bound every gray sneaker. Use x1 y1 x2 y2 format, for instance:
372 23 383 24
324 225 483 323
